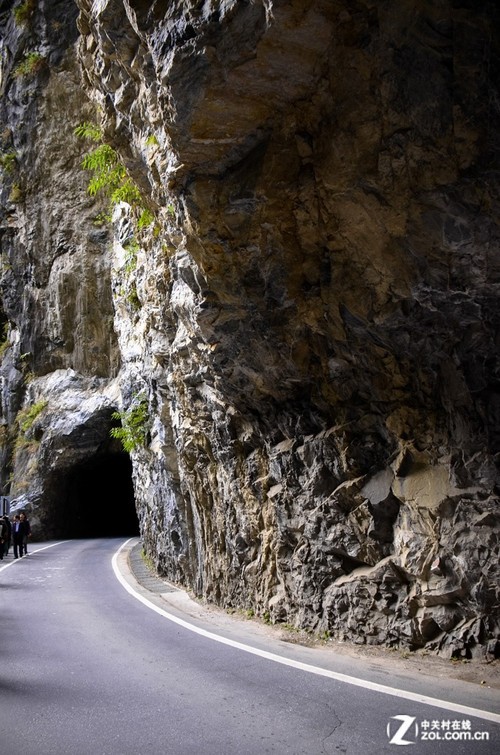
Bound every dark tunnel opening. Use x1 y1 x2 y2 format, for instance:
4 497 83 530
59 452 139 538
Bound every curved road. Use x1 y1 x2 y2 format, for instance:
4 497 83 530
1 539 499 754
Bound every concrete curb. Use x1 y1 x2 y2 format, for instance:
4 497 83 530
127 539 180 595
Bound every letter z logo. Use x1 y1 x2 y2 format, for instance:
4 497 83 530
387 715 418 745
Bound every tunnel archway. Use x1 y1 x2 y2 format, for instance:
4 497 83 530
58 451 139 538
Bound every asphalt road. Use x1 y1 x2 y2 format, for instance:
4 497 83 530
1 538 499 755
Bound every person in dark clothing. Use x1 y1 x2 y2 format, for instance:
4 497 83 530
12 514 23 558
4 514 12 555
0 514 11 558
19 512 31 556
0 516 9 559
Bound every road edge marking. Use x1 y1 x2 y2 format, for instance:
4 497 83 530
0 540 68 572
112 538 500 726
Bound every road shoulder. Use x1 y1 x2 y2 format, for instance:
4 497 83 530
123 538 500 694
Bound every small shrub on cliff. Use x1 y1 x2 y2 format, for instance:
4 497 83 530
0 151 17 175
8 183 24 203
17 399 48 434
110 395 149 452
130 288 142 310
123 239 139 276
0 319 10 360
141 548 155 571
13 52 45 78
13 0 36 26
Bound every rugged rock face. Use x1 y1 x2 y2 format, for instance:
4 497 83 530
0 0 499 658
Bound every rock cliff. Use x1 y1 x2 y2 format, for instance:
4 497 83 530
0 0 499 658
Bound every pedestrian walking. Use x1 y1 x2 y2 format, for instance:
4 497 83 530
1 514 11 557
19 512 31 556
0 515 9 559
12 514 22 558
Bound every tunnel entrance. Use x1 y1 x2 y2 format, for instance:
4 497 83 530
60 451 139 538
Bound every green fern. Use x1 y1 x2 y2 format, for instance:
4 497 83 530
137 208 154 229
110 396 149 452
82 144 124 197
75 122 156 231
111 178 142 206
74 121 102 142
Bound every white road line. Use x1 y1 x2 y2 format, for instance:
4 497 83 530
112 538 500 726
0 541 68 571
